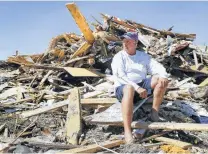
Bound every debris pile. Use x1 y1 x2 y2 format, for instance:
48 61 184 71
0 3 208 153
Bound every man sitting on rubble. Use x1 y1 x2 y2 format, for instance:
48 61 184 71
111 32 169 143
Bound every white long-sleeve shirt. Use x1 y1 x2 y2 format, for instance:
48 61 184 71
111 50 169 90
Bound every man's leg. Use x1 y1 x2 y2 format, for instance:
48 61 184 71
121 84 135 143
150 76 168 121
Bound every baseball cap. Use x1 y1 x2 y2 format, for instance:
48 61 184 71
120 32 138 41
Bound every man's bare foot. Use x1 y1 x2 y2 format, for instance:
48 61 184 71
124 133 135 144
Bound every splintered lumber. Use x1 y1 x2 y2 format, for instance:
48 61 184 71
22 64 63 71
66 88 82 145
87 120 208 131
38 70 53 88
57 140 125 153
66 3 95 44
64 54 95 66
155 137 192 149
81 98 117 106
132 122 208 131
23 64 104 77
3 97 33 106
70 41 91 59
83 91 105 98
19 98 117 118
19 100 68 118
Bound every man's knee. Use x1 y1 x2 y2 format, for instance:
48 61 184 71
123 84 134 95
151 76 159 89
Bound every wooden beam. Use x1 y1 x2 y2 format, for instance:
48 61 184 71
66 3 95 44
70 41 91 59
81 98 117 105
19 100 68 118
66 88 82 145
87 121 208 131
57 140 125 153
132 121 208 131
83 91 105 98
155 137 192 149
19 98 117 118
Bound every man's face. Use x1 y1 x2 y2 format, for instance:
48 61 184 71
124 39 138 55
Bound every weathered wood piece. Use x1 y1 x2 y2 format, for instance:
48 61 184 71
140 130 171 143
66 3 95 44
70 41 91 59
81 98 117 106
27 142 78 149
83 91 105 98
19 100 68 118
3 98 33 106
38 70 53 88
66 88 82 145
57 140 124 153
87 120 208 131
155 137 192 149
23 64 104 77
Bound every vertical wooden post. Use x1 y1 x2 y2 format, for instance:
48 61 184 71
66 87 82 145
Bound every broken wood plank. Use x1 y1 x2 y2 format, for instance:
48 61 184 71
155 137 192 149
19 100 68 118
83 91 105 98
81 98 117 105
140 130 171 143
132 121 208 131
38 70 53 88
64 54 95 66
66 88 82 145
23 64 105 77
70 41 91 59
87 120 208 131
57 140 124 153
3 98 33 106
29 74 38 87
27 142 78 149
66 3 95 44
20 98 117 118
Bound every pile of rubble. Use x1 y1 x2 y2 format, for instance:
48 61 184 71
0 3 208 153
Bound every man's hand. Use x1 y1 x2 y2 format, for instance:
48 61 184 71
136 87 147 98
159 78 169 88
